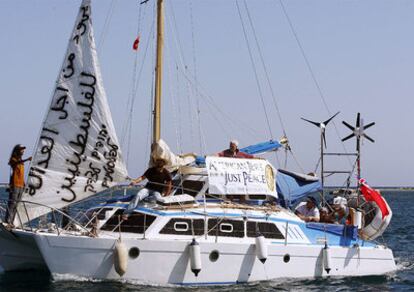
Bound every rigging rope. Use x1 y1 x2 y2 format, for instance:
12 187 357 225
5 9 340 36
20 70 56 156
278 0 354 174
175 66 260 141
143 1 157 170
97 0 118 52
235 0 274 140
122 4 143 166
189 0 205 155
164 29 182 153
242 0 288 138
120 3 153 168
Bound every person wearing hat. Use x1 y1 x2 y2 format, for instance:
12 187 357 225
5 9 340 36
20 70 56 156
331 196 348 224
294 196 320 222
217 140 254 159
123 158 172 219
5 144 32 225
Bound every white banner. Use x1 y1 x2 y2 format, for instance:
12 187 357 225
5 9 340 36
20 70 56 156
206 157 277 197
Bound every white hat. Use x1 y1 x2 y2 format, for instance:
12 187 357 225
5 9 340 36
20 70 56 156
230 140 239 147
333 197 347 206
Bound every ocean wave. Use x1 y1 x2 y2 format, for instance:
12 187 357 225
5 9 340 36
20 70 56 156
395 258 414 271
52 273 103 283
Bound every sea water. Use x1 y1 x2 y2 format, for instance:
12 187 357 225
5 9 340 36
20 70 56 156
0 188 413 291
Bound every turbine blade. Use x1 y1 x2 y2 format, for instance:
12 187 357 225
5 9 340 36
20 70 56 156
324 111 340 126
301 117 320 128
342 133 355 142
356 112 360 128
363 122 375 130
363 134 375 143
342 121 355 131
323 131 327 148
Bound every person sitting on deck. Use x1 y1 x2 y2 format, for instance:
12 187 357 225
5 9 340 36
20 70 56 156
294 196 320 222
217 140 254 159
123 158 172 219
319 206 334 223
330 197 348 224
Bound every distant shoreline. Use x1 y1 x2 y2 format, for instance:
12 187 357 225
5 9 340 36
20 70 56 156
325 187 414 191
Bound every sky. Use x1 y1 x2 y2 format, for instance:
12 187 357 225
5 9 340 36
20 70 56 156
0 0 413 187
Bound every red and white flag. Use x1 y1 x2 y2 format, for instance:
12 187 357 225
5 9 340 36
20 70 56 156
359 179 390 219
132 36 140 51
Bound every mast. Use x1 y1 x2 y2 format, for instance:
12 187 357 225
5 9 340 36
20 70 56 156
153 0 164 143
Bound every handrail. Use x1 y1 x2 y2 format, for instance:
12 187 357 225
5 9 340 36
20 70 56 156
0 199 95 237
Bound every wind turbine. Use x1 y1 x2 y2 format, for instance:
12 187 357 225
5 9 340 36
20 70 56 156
301 112 340 149
301 111 340 189
342 112 375 181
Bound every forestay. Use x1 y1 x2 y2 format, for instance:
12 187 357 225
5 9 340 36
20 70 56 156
17 0 128 224
206 157 277 198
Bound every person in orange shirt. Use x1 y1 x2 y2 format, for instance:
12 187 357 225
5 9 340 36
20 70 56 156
5 144 32 225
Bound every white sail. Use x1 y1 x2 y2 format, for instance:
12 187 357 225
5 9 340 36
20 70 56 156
149 139 196 171
17 0 128 223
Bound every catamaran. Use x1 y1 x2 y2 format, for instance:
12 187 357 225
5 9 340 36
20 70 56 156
0 0 395 285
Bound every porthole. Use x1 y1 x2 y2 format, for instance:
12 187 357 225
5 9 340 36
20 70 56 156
219 223 233 233
209 250 220 262
129 247 140 259
283 254 290 263
174 222 189 232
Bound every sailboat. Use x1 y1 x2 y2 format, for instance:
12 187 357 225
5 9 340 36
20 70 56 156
1 0 396 285
0 0 128 271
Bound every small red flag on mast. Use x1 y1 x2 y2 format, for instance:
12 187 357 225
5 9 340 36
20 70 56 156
132 36 140 51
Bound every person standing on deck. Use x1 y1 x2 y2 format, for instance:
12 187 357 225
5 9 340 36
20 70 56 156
5 144 32 225
123 158 172 219
217 140 254 159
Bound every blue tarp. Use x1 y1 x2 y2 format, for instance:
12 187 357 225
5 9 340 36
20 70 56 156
239 140 282 154
306 223 358 241
276 169 322 208
195 140 282 164
306 222 345 236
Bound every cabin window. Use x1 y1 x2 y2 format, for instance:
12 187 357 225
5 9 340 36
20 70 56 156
219 223 233 233
160 218 204 235
174 222 189 232
246 221 284 239
208 219 244 238
101 210 156 233
248 195 267 200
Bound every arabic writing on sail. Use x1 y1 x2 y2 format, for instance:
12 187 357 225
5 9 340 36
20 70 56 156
26 2 122 203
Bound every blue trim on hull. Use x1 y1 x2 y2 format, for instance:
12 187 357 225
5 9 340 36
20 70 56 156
92 203 374 248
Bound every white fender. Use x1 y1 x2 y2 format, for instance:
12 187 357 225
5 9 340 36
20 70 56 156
255 235 268 264
323 243 331 274
189 239 201 277
353 210 363 229
360 200 392 241
114 239 128 276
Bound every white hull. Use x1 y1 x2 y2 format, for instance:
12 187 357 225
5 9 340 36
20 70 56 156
0 226 47 272
34 233 396 285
